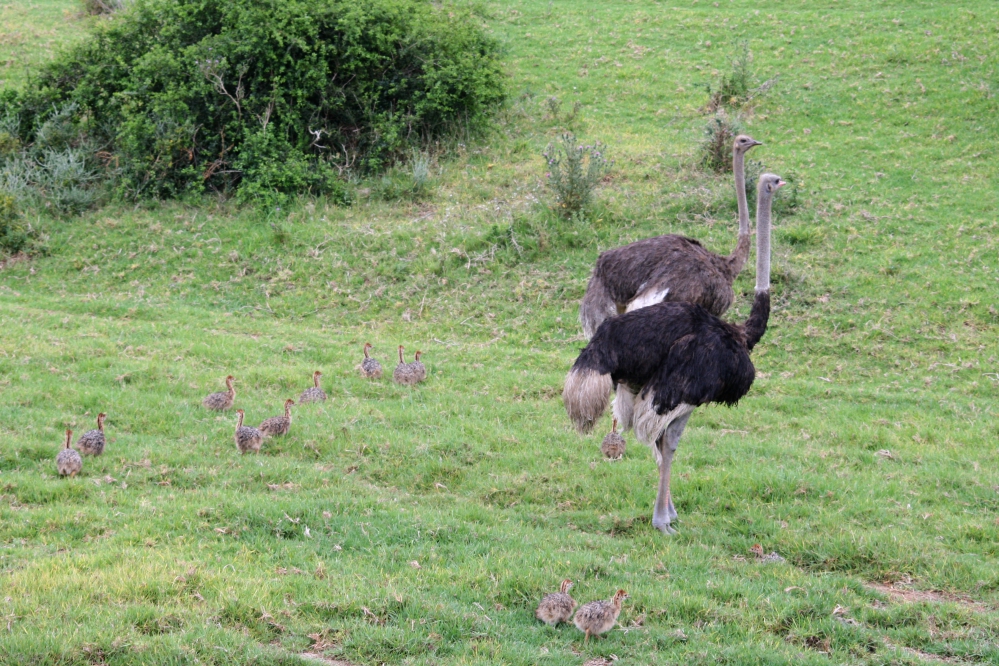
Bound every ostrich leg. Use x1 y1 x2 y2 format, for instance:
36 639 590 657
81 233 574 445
651 411 692 535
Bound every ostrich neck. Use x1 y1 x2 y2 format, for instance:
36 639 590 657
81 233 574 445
398 349 404 363
285 404 292 418
314 375 320 388
756 192 772 293
734 151 750 237
728 151 752 274
65 434 72 449
236 413 244 428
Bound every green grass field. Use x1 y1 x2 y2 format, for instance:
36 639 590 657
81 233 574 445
2 0 999 664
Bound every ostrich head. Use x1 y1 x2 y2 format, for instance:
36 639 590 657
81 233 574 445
313 370 322 386
97 413 106 431
225 375 235 388
733 134 762 155
559 579 574 594
758 173 786 199
613 590 629 604
363 343 373 358
285 399 295 409
64 429 73 448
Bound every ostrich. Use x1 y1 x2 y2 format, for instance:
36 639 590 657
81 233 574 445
579 134 762 338
203 375 236 411
56 429 83 477
573 590 629 643
563 173 783 535
299 371 327 403
535 579 576 627
76 412 106 456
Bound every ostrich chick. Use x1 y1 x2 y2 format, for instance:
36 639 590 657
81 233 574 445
600 418 625 460
299 371 327 403
56 429 83 477
76 412 107 456
536 579 576 626
234 409 263 454
574 590 628 643
359 343 383 379
203 375 236 411
259 399 294 437
393 345 419 386
410 350 427 383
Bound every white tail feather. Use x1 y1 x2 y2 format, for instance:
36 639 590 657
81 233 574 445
632 390 696 462
612 384 636 432
563 368 614 434
625 287 670 313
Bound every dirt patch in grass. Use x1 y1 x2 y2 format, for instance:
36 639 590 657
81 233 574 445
867 582 990 612
299 653 358 666
882 638 963 664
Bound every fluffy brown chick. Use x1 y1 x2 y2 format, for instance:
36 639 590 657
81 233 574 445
359 343 383 379
535 579 576 626
299 371 327 403
76 412 107 456
56 429 83 477
203 375 236 411
600 418 625 460
573 589 628 642
410 350 427 383
393 345 418 385
259 399 294 437
234 409 263 454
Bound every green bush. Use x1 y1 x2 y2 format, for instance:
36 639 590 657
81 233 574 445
542 133 610 219
5 0 504 203
0 194 41 255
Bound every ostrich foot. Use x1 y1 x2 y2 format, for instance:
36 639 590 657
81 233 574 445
652 518 678 535
667 496 678 522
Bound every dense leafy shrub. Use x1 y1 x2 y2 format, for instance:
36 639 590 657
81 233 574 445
4 0 504 203
0 108 104 215
0 194 42 255
542 133 610 219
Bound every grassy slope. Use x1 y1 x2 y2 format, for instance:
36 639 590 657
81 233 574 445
2 0 999 664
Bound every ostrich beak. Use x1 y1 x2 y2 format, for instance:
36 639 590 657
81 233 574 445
777 179 787 188
751 140 763 146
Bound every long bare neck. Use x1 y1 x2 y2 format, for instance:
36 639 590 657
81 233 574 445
398 348 404 363
728 150 752 275
363 346 370 359
97 417 104 432
743 188 774 351
64 433 72 449
314 374 321 388
227 381 235 397
236 412 244 428
755 190 772 293
284 403 292 418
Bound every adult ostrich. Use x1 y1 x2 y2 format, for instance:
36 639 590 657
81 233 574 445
563 173 783 535
579 135 762 339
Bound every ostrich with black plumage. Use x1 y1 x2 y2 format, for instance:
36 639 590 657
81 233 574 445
563 173 784 535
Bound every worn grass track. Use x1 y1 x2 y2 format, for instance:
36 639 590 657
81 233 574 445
1 0 998 664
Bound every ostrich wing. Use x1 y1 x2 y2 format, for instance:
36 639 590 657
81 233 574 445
642 332 756 415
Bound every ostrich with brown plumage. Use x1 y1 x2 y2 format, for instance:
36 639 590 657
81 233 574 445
578 135 762 337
